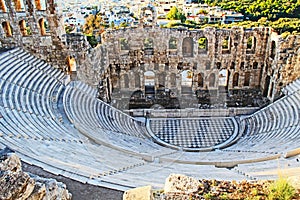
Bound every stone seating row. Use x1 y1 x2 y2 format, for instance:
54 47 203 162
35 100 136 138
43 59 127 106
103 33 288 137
227 91 300 153
64 82 150 139
0 132 147 191
1 47 299 190
63 83 173 157
282 78 300 95
245 91 300 137
0 50 66 120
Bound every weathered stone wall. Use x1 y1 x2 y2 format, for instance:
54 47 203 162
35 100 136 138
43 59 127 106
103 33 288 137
0 1 299 102
94 27 271 101
0 0 68 69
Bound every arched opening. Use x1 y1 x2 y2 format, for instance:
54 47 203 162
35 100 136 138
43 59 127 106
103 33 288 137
244 72 251 87
158 72 165 88
182 37 193 57
218 69 229 90
2 21 12 37
197 73 204 87
233 73 239 87
198 37 207 53
208 73 215 88
120 38 129 50
66 56 77 72
170 73 176 87
144 38 153 55
205 61 211 70
169 37 177 49
144 71 155 98
222 36 230 53
230 62 235 69
135 73 140 88
253 62 258 69
0 0 7 12
240 62 244 70
19 20 30 36
181 70 193 93
270 41 276 59
123 74 129 88
13 0 25 11
35 0 46 10
263 76 271 97
38 18 47 35
246 36 256 53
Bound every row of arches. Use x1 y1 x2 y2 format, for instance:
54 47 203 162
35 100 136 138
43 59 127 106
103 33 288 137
120 35 257 57
120 70 252 89
1 18 49 37
0 0 46 12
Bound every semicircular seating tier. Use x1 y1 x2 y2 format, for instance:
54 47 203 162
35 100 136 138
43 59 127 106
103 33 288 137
0 48 300 191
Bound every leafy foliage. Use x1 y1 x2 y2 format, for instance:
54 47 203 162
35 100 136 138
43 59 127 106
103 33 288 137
166 7 186 22
267 178 296 200
83 14 105 36
204 0 300 21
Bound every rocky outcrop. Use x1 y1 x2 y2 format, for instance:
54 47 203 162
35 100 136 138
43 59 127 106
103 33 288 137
0 147 72 200
124 173 300 200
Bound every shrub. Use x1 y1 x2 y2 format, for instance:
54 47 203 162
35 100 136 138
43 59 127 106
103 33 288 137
268 178 296 200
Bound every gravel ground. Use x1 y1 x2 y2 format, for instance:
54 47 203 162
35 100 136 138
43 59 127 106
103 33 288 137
22 162 124 200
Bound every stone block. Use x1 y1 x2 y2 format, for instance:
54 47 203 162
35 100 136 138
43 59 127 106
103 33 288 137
123 185 153 200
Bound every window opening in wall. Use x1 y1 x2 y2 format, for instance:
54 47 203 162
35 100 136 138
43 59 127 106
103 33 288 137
144 38 153 55
197 73 204 87
165 63 169 71
38 18 47 35
67 56 77 72
0 0 7 12
233 72 239 87
169 37 177 55
209 73 215 87
205 61 211 70
218 69 228 88
181 70 193 93
35 0 46 10
2 21 12 37
158 73 166 88
13 0 25 11
120 38 129 50
19 20 31 36
144 71 155 97
198 37 207 53
230 62 235 69
135 73 140 88
253 62 258 69
169 37 177 49
123 74 129 88
170 73 176 87
244 71 251 86
246 36 256 54
182 37 193 57
216 62 221 69
222 36 230 53
240 62 244 70
270 41 276 59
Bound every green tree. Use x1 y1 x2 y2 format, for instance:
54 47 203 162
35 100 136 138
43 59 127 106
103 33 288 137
83 14 105 36
166 6 186 22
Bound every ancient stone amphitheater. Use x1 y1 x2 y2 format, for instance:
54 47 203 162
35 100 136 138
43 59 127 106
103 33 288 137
0 47 300 191
0 0 300 194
